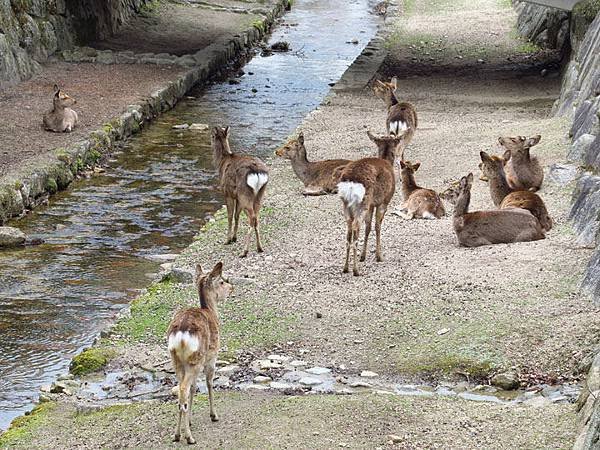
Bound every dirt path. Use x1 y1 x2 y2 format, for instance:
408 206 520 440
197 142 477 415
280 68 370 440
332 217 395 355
2 0 598 448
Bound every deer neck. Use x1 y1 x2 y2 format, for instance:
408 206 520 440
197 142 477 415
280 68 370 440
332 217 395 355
511 149 530 163
199 283 219 317
212 141 232 174
387 92 399 109
401 171 419 200
453 188 471 217
52 101 66 113
488 167 512 206
290 146 311 182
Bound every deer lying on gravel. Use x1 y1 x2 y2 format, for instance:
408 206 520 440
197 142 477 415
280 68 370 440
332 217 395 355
373 77 418 146
453 173 545 247
275 132 350 195
211 126 269 257
480 151 552 232
499 134 544 191
168 262 232 444
439 180 461 205
395 160 445 219
43 84 78 133
337 131 402 276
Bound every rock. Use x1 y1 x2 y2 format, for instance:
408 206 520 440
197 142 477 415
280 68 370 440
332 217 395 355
270 381 293 390
349 381 372 388
0 227 26 247
491 371 520 390
163 267 193 284
360 370 378 378
253 375 272 384
290 360 307 367
306 367 331 375
213 376 231 388
267 354 290 363
568 133 596 162
38 394 51 403
40 385 51 393
189 123 209 131
57 373 74 381
388 435 403 444
217 365 239 376
256 360 283 370
437 328 450 335
172 124 189 130
548 163 579 186
299 377 322 386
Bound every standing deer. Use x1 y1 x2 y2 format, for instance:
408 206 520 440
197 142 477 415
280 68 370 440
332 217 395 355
43 84 79 133
396 160 445 219
480 151 552 231
211 126 269 257
167 262 232 444
373 77 418 147
498 134 544 191
452 173 545 247
275 132 350 195
337 131 402 276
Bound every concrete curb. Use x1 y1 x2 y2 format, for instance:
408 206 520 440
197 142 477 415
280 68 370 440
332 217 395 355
0 0 290 225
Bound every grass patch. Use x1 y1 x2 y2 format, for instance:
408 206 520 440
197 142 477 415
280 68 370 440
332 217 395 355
0 403 56 449
70 347 116 376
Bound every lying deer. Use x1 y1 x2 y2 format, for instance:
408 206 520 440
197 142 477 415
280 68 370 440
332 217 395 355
43 84 78 133
211 126 269 257
499 134 543 191
373 77 418 146
453 173 545 247
167 262 232 444
480 151 552 231
439 179 461 205
395 160 445 219
337 131 402 275
275 132 350 195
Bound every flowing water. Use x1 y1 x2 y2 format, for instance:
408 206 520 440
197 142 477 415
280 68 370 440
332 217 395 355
0 0 379 430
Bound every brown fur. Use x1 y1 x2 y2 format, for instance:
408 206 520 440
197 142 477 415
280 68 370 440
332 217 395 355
453 173 545 247
373 77 418 149
43 84 78 133
167 262 233 444
480 151 552 232
499 134 544 191
275 132 350 195
337 131 400 276
439 180 461 205
211 126 269 257
397 160 445 219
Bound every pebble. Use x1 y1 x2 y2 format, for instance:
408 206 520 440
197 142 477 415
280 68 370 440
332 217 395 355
306 367 331 375
437 328 450 335
388 435 403 444
360 370 378 378
189 123 209 131
270 381 293 390
299 377 322 386
267 354 290 363
257 360 283 370
0 227 26 248
172 124 189 129
349 381 372 388
290 360 307 367
217 365 240 376
253 375 273 384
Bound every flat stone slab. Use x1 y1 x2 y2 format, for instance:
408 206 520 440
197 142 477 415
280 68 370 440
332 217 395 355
0 227 26 247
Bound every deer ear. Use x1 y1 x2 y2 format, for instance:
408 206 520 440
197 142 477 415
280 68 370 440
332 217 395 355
211 127 219 137
503 149 511 161
467 172 474 184
399 160 406 169
298 132 304 145
209 262 223 280
366 130 377 143
390 77 398 90
413 162 421 171
525 135 541 148
53 84 60 93
223 126 230 136
480 151 491 163
375 80 385 87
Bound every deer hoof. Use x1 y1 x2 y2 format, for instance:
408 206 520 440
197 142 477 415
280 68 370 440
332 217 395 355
257 246 264 253
353 270 360 277
186 436 196 445
360 255 366 262
173 434 181 442
210 414 219 422
376 256 383 262
240 251 248 258
342 266 349 274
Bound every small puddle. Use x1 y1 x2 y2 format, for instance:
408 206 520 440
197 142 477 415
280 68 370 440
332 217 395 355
0 0 380 430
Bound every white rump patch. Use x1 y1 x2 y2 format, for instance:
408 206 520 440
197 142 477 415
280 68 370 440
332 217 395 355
389 121 408 136
338 181 365 208
422 211 436 220
247 172 269 194
168 331 200 360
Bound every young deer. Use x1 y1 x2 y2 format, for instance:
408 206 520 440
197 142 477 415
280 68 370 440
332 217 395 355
337 131 401 276
453 173 545 247
439 179 461 205
167 262 232 444
275 132 350 195
42 84 78 133
480 151 552 231
396 160 445 219
499 135 544 191
211 126 269 257
373 77 418 146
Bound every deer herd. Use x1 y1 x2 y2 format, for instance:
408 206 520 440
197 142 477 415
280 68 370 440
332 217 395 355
41 78 553 443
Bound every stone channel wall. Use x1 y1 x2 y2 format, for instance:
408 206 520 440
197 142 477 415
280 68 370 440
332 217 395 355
0 0 151 87
0 0 289 225
513 1 570 50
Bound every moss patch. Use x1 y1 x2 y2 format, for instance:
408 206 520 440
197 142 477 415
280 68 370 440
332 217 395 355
0 402 56 448
69 347 116 376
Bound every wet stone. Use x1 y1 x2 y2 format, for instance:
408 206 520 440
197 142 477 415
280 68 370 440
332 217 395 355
253 375 272 384
0 227 26 248
217 365 239 376
306 367 331 375
360 370 378 378
270 381 293 390
299 377 322 386
491 372 520 390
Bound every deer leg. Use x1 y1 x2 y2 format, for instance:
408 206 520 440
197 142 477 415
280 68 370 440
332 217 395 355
343 218 352 273
241 209 254 258
172 351 184 442
225 197 235 244
180 369 197 445
352 222 360 276
375 206 387 262
253 209 264 253
206 359 219 422
232 199 241 242
188 381 196 427
361 206 374 262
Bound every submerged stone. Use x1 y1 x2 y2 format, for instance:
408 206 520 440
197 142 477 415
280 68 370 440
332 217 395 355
0 227 26 248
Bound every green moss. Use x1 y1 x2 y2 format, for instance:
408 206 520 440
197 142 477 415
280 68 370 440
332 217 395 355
13 180 23 190
69 347 116 376
573 0 600 22
252 19 266 35
45 177 58 194
0 402 56 448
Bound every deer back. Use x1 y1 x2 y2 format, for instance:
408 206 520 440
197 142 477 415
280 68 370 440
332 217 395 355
340 158 395 207
167 307 219 365
500 191 552 231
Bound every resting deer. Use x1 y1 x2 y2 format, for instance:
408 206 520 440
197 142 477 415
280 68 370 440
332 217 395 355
43 84 78 133
395 160 445 219
275 132 350 195
168 262 232 444
480 151 552 231
453 173 545 247
211 126 269 257
498 135 544 191
337 131 401 276
439 179 461 205
373 77 418 147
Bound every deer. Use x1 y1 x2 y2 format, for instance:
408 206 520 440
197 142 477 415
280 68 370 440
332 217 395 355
439 179 461 205
42 84 78 133
452 173 545 247
373 77 418 149
275 132 351 195
211 126 269 257
167 262 232 444
498 134 544 192
479 151 552 232
395 160 445 219
337 131 402 276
